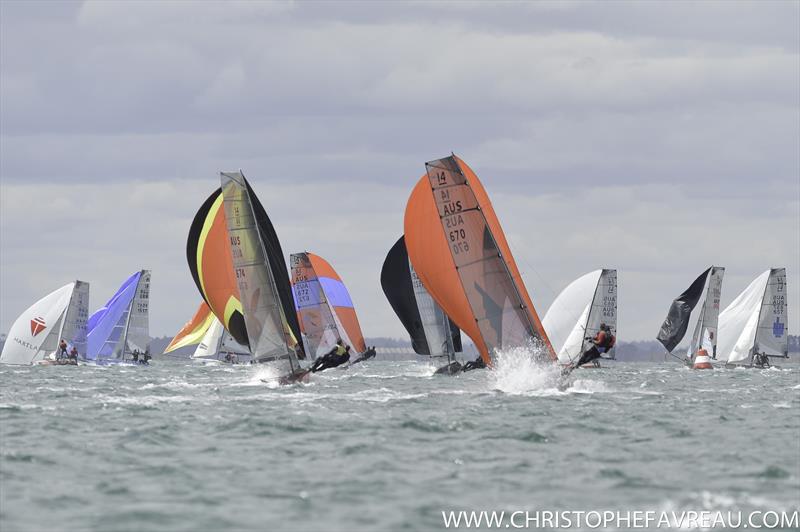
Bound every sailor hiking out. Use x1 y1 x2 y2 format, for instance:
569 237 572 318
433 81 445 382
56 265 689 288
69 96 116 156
566 323 615 372
311 339 351 373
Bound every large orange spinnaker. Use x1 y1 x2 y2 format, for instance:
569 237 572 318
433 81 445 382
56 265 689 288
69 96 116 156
403 155 555 366
164 301 215 353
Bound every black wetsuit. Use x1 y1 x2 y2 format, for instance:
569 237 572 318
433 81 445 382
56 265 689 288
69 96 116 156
462 357 486 372
311 347 350 373
350 347 377 366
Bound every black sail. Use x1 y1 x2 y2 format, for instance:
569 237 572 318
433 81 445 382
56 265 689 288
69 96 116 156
381 236 461 356
656 267 711 352
247 179 306 359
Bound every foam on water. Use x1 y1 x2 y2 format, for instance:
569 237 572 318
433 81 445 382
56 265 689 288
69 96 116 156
487 345 564 395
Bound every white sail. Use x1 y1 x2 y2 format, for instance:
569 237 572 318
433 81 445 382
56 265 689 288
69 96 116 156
124 270 151 353
542 270 603 364
582 269 618 359
409 259 453 358
686 266 725 359
1 283 79 365
755 268 788 358
220 171 299 373
717 270 770 364
61 281 90 358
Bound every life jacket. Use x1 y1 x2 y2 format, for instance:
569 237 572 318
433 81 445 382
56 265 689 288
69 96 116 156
595 331 615 349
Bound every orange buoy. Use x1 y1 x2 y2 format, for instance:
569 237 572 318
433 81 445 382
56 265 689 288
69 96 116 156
692 348 713 370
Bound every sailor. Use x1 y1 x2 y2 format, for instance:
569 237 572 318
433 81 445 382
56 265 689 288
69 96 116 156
58 339 68 359
143 349 151 365
350 346 377 365
69 346 79 361
570 323 616 371
311 339 350 372
462 356 486 372
132 350 139 363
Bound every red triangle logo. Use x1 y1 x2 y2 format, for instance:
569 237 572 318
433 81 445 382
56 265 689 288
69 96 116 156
30 317 46 337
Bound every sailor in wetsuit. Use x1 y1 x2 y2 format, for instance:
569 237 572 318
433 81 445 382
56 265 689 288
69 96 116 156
311 339 351 373
564 323 616 374
462 356 486 372
350 346 377 365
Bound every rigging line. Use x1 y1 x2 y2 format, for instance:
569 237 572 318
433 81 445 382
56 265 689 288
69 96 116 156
504 233 557 302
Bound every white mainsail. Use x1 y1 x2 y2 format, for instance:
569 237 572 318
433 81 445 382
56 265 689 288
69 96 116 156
220 171 299 373
685 266 725 360
1 282 89 365
542 269 616 365
125 270 151 353
717 269 788 364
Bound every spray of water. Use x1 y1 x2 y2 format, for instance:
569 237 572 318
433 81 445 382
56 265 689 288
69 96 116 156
488 344 565 395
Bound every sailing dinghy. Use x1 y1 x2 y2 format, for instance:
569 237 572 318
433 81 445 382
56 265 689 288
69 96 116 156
403 154 556 371
542 269 617 369
186 176 305 379
656 267 724 369
716 268 788 368
85 270 151 365
164 301 216 354
381 236 463 374
291 251 373 368
217 171 306 383
164 302 251 363
0 281 89 366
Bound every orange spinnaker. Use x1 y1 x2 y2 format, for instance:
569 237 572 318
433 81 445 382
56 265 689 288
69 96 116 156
404 155 555 365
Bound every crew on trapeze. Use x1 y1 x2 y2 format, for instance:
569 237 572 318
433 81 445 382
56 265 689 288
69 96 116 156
350 345 377 365
311 339 351 372
569 323 616 371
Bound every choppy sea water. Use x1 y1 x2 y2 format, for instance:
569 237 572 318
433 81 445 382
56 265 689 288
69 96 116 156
1 355 798 531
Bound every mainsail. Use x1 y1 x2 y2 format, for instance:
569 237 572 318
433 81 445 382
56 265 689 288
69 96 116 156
684 267 725 360
542 269 617 365
291 252 367 358
219 171 300 372
656 267 713 353
403 154 555 366
380 236 461 358
86 270 151 362
0 281 89 365
717 268 788 364
164 302 216 353
187 186 303 356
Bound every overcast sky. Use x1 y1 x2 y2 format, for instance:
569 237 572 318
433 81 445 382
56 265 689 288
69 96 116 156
1 0 798 343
